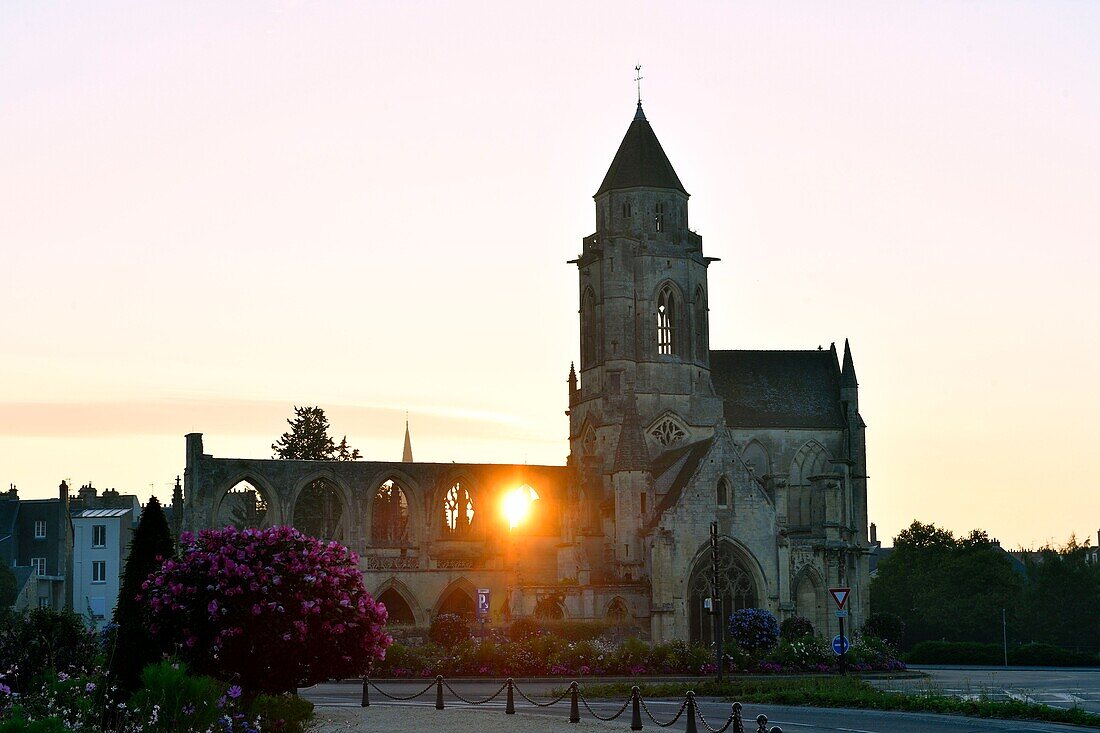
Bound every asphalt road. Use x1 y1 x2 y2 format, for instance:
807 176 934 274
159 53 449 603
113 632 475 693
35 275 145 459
302 677 1099 733
873 666 1100 715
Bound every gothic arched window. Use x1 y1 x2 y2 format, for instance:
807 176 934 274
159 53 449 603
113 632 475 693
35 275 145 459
693 287 707 361
442 481 475 537
371 479 410 546
581 289 596 368
293 478 344 542
655 201 665 232
717 477 730 508
656 284 678 356
217 479 270 529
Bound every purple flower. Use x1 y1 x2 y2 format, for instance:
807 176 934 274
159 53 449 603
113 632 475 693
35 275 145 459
228 685 242 699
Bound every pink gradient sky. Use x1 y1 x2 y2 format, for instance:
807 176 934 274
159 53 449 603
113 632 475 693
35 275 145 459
2 2 1097 548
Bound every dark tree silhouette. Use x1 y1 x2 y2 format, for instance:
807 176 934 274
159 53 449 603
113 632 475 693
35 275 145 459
272 406 361 460
109 496 174 693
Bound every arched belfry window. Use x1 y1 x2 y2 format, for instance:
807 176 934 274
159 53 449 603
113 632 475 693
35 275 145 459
717 477 730 508
655 201 665 232
693 287 707 361
657 284 678 356
622 201 632 219
442 481 475 537
581 290 597 368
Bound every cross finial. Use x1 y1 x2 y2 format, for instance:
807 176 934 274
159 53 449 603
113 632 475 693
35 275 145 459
634 64 643 105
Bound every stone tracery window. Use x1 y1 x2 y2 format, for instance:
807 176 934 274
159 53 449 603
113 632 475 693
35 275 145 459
657 284 677 355
606 597 629 622
688 543 758 644
442 481 475 536
650 418 686 446
582 426 597 455
371 479 410 546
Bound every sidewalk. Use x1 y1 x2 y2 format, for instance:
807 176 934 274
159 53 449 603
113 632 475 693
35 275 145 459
311 705 618 733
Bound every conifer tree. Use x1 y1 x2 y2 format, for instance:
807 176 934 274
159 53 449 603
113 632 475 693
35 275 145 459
272 405 361 460
109 496 174 693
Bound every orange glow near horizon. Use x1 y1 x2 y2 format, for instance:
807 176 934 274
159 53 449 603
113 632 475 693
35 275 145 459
502 485 539 530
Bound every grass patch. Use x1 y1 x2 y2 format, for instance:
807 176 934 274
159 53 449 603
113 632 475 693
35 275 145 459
561 677 1100 728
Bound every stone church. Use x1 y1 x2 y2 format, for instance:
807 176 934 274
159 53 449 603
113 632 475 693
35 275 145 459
181 101 870 643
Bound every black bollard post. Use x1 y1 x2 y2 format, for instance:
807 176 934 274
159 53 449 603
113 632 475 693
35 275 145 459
569 682 580 724
769 727 783 733
506 678 516 715
730 701 742 730
436 675 445 710
684 692 697 733
361 677 370 707
630 686 643 731
756 714 768 733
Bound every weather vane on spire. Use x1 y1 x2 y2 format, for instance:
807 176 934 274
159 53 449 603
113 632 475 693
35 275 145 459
634 64 643 106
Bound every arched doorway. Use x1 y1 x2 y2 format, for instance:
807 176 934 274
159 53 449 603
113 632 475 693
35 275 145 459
688 542 759 645
437 587 475 618
293 478 345 542
793 569 828 637
377 587 417 626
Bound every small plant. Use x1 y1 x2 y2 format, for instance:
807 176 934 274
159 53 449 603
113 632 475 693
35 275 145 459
251 692 315 733
507 616 541 642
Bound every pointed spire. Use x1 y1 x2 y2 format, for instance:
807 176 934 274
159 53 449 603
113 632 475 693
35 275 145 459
613 393 650 473
595 105 687 197
402 414 414 462
841 339 858 388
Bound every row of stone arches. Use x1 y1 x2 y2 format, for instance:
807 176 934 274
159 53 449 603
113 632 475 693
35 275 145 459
373 579 634 626
213 473 542 544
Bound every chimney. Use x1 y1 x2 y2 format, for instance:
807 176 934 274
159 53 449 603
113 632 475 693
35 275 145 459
869 522 878 545
59 480 69 506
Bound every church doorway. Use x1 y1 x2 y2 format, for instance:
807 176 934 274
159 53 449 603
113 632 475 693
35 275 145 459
688 542 759 645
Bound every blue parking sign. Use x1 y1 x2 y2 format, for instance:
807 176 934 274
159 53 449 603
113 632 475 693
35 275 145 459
476 588 490 619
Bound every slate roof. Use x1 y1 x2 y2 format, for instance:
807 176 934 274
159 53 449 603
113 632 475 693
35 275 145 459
595 104 688 197
647 437 715 528
710 349 846 429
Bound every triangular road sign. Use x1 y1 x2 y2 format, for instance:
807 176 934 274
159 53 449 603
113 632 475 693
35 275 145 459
829 587 850 610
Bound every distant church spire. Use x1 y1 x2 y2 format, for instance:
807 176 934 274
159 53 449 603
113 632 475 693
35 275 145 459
634 64 645 120
402 414 414 462
841 339 858 388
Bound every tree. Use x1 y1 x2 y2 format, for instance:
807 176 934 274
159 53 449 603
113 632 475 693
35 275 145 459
1019 537 1100 650
138 525 391 695
870 521 1024 648
0 564 17 607
0 608 100 693
109 496 174 692
272 406 361 461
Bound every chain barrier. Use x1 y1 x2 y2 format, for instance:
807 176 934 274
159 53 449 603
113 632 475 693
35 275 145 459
442 679 509 705
361 676 781 732
639 694 689 727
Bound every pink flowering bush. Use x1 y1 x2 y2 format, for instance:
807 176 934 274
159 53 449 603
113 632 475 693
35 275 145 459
138 526 391 694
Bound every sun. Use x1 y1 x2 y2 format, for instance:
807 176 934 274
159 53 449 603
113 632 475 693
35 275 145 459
502 485 539 529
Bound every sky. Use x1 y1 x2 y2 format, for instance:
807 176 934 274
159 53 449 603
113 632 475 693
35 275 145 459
1 1 1098 549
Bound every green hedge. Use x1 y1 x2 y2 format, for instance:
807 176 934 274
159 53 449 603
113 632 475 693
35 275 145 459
906 641 1100 666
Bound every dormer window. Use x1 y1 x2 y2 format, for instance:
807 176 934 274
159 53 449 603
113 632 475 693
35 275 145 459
655 201 665 232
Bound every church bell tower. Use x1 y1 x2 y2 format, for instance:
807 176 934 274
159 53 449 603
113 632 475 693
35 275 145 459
568 101 723 476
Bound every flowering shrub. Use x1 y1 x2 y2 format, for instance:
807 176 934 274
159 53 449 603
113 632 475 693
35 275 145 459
507 616 541 642
779 615 814 641
727 608 780 653
428 613 470 649
769 636 833 671
0 608 100 694
139 526 391 694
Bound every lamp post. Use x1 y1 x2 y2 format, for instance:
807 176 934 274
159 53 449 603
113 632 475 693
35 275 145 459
711 521 724 682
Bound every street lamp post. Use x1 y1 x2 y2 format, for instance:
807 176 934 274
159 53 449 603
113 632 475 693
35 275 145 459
711 521 724 682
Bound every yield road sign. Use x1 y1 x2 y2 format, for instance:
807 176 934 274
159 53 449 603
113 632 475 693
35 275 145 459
829 587 850 610
831 635 850 655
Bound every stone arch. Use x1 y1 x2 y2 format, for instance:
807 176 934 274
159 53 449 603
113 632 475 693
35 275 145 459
435 474 479 538
533 595 566 620
686 539 768 645
646 410 689 449
212 474 284 529
369 475 415 547
287 472 354 543
605 596 630 623
433 577 476 618
692 285 708 362
580 287 597 368
373 578 423 626
788 441 832 527
741 439 770 478
792 565 828 637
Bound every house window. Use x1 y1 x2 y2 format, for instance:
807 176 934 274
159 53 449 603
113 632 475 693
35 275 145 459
33 520 46 539
656 284 677 355
92 525 106 548
89 597 106 619
655 201 665 232
38 596 49 609
92 561 106 583
31 557 46 575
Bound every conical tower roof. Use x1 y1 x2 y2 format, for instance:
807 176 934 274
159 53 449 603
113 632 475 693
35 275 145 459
841 339 858 388
595 103 688 198
402 417 414 462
